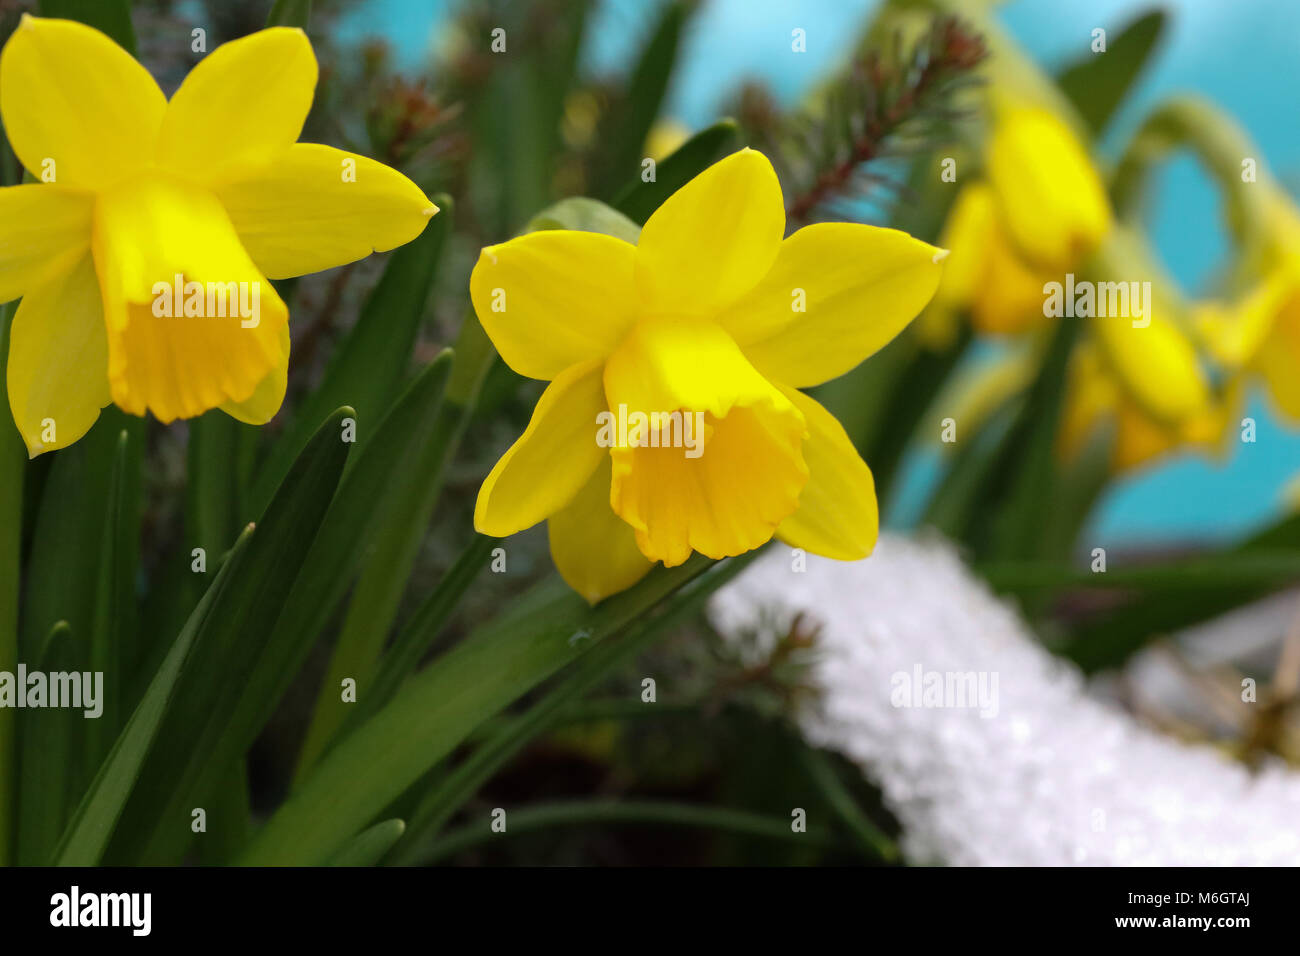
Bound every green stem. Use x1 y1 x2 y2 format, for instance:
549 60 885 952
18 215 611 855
419 800 838 864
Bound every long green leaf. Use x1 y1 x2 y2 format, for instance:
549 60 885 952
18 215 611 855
293 352 461 778
240 555 718 865
612 119 739 224
107 409 354 863
17 622 78 864
1056 10 1166 136
326 819 406 866
267 0 312 28
590 1 690 198
0 299 20 866
52 528 252 866
394 551 761 864
85 430 130 775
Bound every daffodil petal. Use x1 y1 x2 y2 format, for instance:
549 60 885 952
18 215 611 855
470 230 638 380
0 15 165 189
773 385 878 560
220 320 290 425
93 177 287 423
0 183 93 303
6 254 110 457
548 457 654 605
635 149 785 315
604 318 808 566
215 143 436 279
1256 310 1300 422
1092 311 1209 425
474 359 608 537
986 105 1111 271
156 27 317 184
720 222 945 387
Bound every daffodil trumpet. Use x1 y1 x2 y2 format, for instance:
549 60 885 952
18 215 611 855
0 15 438 457
470 148 945 602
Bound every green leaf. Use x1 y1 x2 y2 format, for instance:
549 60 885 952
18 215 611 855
326 819 406 867
420 800 837 864
85 430 131 774
800 747 897 863
1057 514 1300 673
248 196 453 516
393 551 762 865
589 1 691 198
240 554 720 865
107 409 354 863
353 534 497 730
17 622 79 864
266 0 312 28
612 118 739 224
526 197 642 244
0 300 20 865
38 0 136 54
1056 10 1166 136
986 315 1081 560
53 528 252 866
293 352 461 779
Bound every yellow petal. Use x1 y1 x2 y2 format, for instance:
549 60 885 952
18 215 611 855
548 457 654 605
470 230 638 380
6 254 110 457
1113 398 1181 472
475 359 608 537
0 183 93 302
774 386 878 560
156 27 317 184
221 320 289 425
1255 305 1300 422
635 148 784 315
1092 307 1209 425
604 318 808 566
970 222 1052 335
720 222 945 387
986 105 1111 271
216 144 436 279
92 177 287 423
0 15 165 189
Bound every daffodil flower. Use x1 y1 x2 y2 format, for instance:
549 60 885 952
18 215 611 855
1197 199 1300 423
469 149 945 602
921 103 1111 343
1 16 437 456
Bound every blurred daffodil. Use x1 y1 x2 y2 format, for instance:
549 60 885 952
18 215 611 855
920 103 1111 343
1 16 437 456
470 149 945 602
1197 197 1300 423
1060 339 1233 473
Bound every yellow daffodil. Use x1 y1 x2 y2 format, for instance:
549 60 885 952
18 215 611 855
469 149 945 602
1061 339 1230 474
1 16 436 456
920 103 1111 344
1197 198 1300 423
